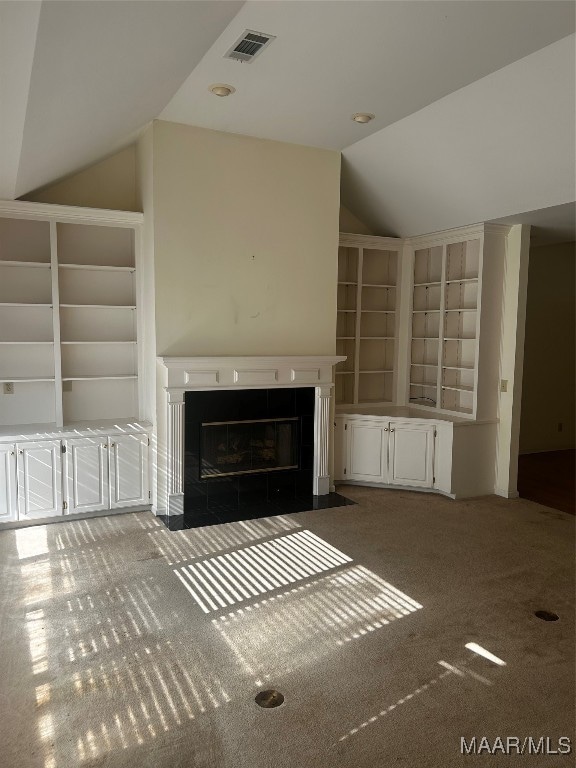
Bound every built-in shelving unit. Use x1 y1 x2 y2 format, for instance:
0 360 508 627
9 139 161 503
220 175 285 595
336 234 401 406
409 237 481 416
0 204 143 428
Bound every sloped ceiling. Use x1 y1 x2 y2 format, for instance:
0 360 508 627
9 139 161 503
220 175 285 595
341 35 576 237
0 0 243 199
1 0 575 238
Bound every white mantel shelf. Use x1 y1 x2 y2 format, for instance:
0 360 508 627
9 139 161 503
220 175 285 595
156 355 346 516
158 355 346 391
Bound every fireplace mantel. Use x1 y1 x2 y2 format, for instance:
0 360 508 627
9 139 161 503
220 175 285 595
158 355 346 392
156 355 345 516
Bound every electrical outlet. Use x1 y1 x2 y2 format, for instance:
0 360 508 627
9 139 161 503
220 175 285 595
3 382 14 395
500 379 508 393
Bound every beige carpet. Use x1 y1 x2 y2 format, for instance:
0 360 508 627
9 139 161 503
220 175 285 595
0 486 574 768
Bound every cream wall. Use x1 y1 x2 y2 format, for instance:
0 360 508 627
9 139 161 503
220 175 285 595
519 241 576 453
21 146 139 212
339 205 372 235
494 224 531 498
151 120 341 356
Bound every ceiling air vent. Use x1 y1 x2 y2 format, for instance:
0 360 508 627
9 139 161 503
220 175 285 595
225 30 275 63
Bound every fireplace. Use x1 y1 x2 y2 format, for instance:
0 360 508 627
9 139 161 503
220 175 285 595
156 355 346 524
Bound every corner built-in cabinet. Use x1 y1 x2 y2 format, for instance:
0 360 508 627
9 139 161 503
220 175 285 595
336 223 508 498
0 201 150 523
336 234 401 406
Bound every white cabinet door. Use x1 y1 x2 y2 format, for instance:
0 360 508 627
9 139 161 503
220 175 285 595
0 444 17 521
109 433 149 508
64 436 109 514
388 422 435 488
17 440 62 519
346 420 388 483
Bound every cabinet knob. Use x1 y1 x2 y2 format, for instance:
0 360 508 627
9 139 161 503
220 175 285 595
390 428 395 433
383 427 389 432
110 442 115 448
19 449 23 454
10 451 15 455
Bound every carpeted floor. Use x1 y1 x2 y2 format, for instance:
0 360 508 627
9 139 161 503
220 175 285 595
0 486 574 768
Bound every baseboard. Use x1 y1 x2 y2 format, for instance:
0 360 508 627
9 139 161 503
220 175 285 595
0 505 152 531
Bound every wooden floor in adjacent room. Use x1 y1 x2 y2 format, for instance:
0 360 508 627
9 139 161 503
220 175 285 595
518 449 576 515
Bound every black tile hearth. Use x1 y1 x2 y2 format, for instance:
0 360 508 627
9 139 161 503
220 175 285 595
157 491 355 531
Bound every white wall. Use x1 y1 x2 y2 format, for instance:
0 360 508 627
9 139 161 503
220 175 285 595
339 205 373 235
22 146 139 212
520 241 575 453
150 120 341 357
495 224 531 498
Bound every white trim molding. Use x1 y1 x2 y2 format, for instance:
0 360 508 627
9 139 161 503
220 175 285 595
157 355 345 516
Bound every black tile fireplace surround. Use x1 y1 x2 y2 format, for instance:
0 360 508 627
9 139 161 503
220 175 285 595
160 387 353 530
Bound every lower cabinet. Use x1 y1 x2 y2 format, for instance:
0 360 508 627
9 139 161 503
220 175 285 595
0 443 17 522
388 422 435 488
338 417 436 490
0 429 150 523
63 436 109 515
64 433 149 514
109 433 149 509
17 440 62 520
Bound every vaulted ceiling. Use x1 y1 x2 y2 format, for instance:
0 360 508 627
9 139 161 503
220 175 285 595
1 1 574 238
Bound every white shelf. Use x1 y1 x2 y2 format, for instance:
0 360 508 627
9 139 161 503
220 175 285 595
0 302 52 307
412 336 440 340
335 371 354 375
336 336 355 340
337 281 357 286
445 308 477 313
0 260 51 269
361 310 395 314
442 385 474 392
60 304 136 309
337 309 356 313
411 363 438 368
359 369 394 374
59 263 135 273
360 336 394 339
445 278 478 285
442 365 475 371
61 340 136 345
0 377 55 382
414 281 441 287
443 337 475 341
412 310 440 314
363 283 396 288
0 341 53 345
62 375 138 381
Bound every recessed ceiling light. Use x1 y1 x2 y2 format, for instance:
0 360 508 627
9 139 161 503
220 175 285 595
352 113 375 123
209 83 235 97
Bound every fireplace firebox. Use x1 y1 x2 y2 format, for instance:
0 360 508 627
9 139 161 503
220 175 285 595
200 417 299 479
184 387 316 523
